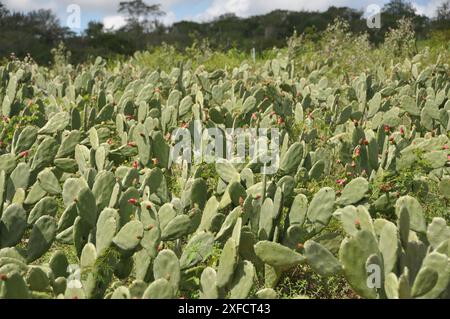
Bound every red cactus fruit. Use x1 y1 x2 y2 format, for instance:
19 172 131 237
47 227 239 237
127 198 138 205
277 117 284 125
19 150 29 158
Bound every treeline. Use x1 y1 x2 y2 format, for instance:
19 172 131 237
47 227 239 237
0 0 449 65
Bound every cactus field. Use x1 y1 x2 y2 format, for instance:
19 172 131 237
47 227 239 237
0 31 450 299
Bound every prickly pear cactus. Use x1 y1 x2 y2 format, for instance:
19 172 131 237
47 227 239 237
0 39 448 300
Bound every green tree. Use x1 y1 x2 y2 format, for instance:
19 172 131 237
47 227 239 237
118 0 165 32
435 0 450 29
0 1 8 18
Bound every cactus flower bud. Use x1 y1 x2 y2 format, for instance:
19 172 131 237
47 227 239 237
0 274 7 281
400 127 405 136
277 117 284 125
389 136 395 144
127 198 138 205
251 113 257 120
127 142 137 147
239 197 244 206
354 218 360 228
132 161 139 169
152 158 159 165
19 150 29 158
384 125 390 133
296 243 304 250
442 144 449 150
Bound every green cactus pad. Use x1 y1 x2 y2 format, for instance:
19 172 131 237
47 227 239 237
76 187 98 228
217 238 239 289
229 260 255 299
26 216 57 263
142 278 174 299
153 249 180 292
339 230 379 299
112 220 144 253
200 267 218 299
304 240 342 276
336 177 369 206
27 196 58 225
0 204 27 248
49 251 69 278
254 241 305 269
179 232 215 269
395 195 426 234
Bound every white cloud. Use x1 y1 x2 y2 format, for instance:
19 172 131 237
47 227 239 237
102 10 176 30
3 0 184 13
194 0 443 21
2 0 58 12
102 15 127 30
412 0 445 17
194 0 375 21
161 11 177 26
2 0 444 29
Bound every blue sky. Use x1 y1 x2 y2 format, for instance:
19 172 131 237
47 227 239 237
1 0 445 31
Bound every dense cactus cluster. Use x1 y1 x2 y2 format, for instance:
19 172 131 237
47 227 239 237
0 49 449 299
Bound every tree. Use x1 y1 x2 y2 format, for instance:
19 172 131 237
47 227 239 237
382 0 416 16
118 0 165 32
85 21 104 39
0 1 9 18
433 0 450 30
436 1 450 21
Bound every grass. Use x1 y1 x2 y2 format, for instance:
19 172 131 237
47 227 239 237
275 265 358 299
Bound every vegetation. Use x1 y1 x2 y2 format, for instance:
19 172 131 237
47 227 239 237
0 0 449 64
0 1 449 300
